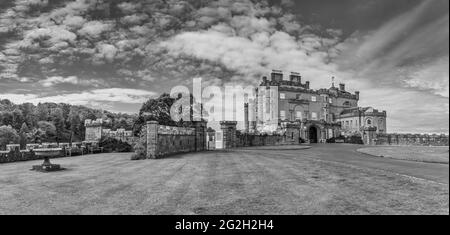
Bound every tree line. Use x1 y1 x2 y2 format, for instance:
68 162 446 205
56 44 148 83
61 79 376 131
0 99 136 149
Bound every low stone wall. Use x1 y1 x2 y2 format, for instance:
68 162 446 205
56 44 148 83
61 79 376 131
0 146 88 164
0 150 38 163
145 121 207 159
235 133 296 147
375 134 449 146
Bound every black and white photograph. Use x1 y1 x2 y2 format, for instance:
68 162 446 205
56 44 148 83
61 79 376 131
0 0 448 223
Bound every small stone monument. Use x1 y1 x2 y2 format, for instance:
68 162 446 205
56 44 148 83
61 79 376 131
31 142 65 172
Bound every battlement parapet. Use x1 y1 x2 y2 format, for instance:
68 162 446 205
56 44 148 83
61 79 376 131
85 119 103 127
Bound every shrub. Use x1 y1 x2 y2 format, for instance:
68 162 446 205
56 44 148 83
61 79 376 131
345 135 364 145
131 141 146 160
99 137 133 153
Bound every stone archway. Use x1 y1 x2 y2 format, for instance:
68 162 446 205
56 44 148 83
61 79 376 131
309 126 319 143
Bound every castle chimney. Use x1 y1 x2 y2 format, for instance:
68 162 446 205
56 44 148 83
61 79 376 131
355 91 360 100
271 70 283 82
290 72 301 83
305 81 310 89
339 83 346 91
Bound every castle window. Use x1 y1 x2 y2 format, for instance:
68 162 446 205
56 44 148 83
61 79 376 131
367 119 372 126
296 111 302 120
280 93 286 100
329 98 333 104
311 96 317 102
280 111 286 120
311 112 318 120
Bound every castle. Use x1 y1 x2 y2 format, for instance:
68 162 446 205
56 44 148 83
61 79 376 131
246 70 387 143
84 119 134 143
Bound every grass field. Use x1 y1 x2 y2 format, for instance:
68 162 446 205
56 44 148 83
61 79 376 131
0 146 448 215
358 146 449 164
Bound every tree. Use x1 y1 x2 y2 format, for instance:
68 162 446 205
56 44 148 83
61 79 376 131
133 94 177 135
133 93 206 135
34 121 57 143
35 104 49 121
20 103 36 127
68 108 81 143
19 123 30 149
50 108 66 142
0 111 13 126
0 126 19 150
12 109 24 130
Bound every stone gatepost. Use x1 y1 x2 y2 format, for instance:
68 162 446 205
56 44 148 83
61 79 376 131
146 121 159 159
220 121 238 149
193 121 207 152
362 127 378 145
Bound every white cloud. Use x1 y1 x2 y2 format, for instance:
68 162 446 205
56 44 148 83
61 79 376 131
0 88 157 106
162 25 341 88
78 20 114 39
96 44 118 63
39 76 79 87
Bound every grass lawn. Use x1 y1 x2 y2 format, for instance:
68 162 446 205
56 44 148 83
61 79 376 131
0 148 448 215
358 146 449 164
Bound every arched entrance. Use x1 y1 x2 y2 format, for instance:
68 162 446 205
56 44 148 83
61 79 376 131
309 126 318 143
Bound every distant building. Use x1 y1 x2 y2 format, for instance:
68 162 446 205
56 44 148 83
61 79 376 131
84 119 134 143
248 70 387 143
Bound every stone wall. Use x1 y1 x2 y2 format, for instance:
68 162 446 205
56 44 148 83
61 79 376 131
375 133 449 146
0 149 37 164
361 126 449 146
145 121 207 159
218 121 300 149
0 147 72 164
235 133 288 147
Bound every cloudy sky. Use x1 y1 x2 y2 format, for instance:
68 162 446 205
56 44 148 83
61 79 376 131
0 0 448 133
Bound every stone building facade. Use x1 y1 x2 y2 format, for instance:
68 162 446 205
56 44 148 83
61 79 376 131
85 119 134 143
250 70 387 143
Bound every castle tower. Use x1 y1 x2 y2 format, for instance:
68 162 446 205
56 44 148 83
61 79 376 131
84 119 103 142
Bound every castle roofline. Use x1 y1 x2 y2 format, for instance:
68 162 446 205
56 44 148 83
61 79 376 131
260 71 360 100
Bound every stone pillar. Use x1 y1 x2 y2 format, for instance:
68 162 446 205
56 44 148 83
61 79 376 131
244 103 249 133
193 121 207 152
220 121 237 149
362 127 378 145
206 129 216 150
146 121 159 159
